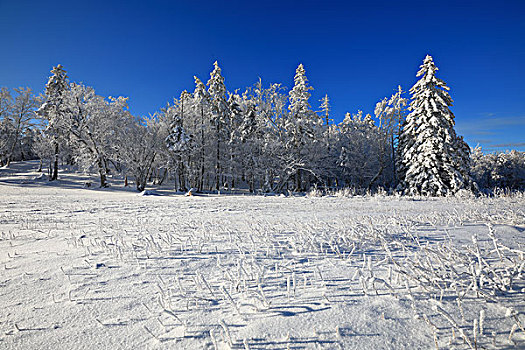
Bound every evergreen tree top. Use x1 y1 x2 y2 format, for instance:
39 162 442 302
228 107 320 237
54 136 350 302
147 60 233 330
180 90 190 99
411 55 451 103
193 76 208 102
320 94 330 111
207 61 227 103
45 64 69 97
409 55 454 119
208 61 224 85
289 63 313 115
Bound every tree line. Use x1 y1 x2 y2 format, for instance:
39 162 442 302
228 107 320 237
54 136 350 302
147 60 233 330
1 57 524 194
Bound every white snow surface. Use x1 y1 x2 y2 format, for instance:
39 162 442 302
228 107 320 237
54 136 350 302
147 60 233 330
1 161 524 349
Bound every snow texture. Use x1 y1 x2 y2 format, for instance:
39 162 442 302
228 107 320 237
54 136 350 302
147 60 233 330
1 161 524 349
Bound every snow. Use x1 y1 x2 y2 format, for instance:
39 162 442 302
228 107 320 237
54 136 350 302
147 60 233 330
1 161 524 349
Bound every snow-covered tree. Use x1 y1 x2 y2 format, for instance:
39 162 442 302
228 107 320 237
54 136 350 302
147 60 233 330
191 76 212 191
373 86 408 187
4 88 40 166
338 111 384 188
286 64 323 191
0 88 41 166
471 147 525 190
65 83 130 187
319 94 331 126
287 64 315 143
117 115 163 192
165 91 192 191
387 86 408 185
225 92 244 189
31 128 54 172
243 80 289 192
37 64 70 180
0 88 14 165
207 61 230 191
399 55 471 196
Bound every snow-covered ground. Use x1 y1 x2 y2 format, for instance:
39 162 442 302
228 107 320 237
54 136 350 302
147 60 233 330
1 162 524 349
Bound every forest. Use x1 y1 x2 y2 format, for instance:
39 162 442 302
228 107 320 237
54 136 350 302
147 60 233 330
1 56 524 194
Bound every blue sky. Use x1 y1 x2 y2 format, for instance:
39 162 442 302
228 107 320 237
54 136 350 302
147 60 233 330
1 0 524 152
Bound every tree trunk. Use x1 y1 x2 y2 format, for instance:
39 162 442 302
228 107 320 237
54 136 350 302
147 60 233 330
295 169 302 192
391 133 397 187
97 157 107 188
51 141 59 181
177 155 186 191
199 105 205 192
158 168 168 186
136 180 146 192
5 120 22 167
216 127 220 192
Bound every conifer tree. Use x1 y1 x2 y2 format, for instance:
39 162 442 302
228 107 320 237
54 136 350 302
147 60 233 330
192 76 210 191
287 64 319 191
319 94 331 126
37 64 69 180
399 55 471 196
166 91 191 191
287 64 315 142
207 61 229 191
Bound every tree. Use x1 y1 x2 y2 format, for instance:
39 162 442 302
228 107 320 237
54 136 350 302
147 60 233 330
117 115 162 192
191 76 212 191
243 80 288 192
373 86 407 187
338 111 383 188
66 83 129 187
399 55 471 196
165 91 192 191
471 147 525 190
207 61 230 191
5 88 40 166
0 87 14 165
37 64 70 180
319 94 331 126
287 64 322 191
32 129 54 172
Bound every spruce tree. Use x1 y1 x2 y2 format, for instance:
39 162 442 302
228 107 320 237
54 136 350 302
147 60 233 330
319 94 331 126
207 61 229 191
287 64 320 191
37 64 69 181
399 55 471 196
192 76 210 191
166 91 191 191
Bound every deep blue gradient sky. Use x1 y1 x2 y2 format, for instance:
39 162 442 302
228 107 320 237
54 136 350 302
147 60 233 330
1 0 524 152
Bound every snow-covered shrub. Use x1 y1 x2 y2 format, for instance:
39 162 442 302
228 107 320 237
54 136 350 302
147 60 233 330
306 185 323 197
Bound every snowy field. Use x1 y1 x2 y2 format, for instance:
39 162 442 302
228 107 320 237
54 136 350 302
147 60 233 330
1 162 524 349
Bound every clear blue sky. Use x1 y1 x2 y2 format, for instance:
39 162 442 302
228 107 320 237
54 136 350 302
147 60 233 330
1 0 524 152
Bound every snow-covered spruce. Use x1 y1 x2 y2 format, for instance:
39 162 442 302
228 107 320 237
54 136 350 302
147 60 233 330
165 91 192 191
207 61 230 191
319 93 331 126
36 64 70 181
399 55 472 196
286 64 324 191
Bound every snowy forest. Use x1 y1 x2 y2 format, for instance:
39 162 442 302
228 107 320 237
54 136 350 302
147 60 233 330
1 55 525 350
1 55 524 194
